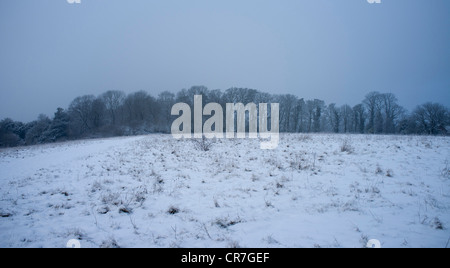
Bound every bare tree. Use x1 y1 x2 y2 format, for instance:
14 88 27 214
101 90 125 125
364 92 383 134
207 89 223 104
223 87 258 104
158 91 176 132
91 98 106 129
293 98 306 133
353 104 366 134
68 95 96 135
313 99 325 133
380 93 405 134
306 100 315 133
341 105 353 133
124 91 157 125
413 102 449 135
328 103 341 133
277 94 298 132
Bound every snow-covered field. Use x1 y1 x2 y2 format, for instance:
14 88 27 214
1 134 449 248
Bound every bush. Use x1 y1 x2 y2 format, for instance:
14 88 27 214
193 136 215 152
340 139 354 153
0 133 21 147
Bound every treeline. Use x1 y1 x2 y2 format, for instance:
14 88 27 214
0 86 449 148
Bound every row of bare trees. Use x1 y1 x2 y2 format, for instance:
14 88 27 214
1 87 448 147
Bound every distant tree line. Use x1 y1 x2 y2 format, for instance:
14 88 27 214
1 86 449 148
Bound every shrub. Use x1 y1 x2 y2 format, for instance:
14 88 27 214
340 139 354 153
193 136 215 152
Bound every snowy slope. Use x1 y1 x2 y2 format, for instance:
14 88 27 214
0 134 449 248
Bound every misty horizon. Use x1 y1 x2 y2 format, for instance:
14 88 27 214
1 85 447 124
1 85 443 124
1 0 450 122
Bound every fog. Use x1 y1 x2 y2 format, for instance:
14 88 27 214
0 0 449 122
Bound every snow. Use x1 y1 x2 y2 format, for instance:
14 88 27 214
0 134 449 248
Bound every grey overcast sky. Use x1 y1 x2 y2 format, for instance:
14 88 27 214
0 0 449 122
